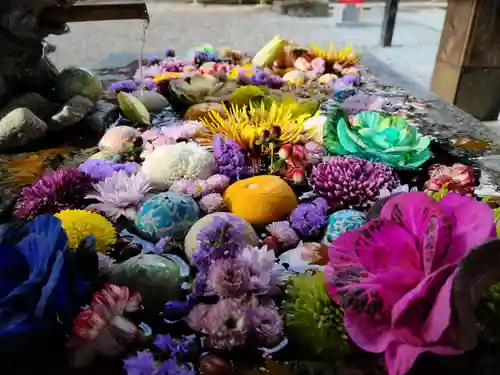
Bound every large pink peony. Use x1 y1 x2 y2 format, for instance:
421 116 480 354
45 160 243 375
325 192 498 375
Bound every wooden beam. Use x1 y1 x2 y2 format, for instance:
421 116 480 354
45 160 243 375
380 0 400 47
430 0 500 121
40 0 149 23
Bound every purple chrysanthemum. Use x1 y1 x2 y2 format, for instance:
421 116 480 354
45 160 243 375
86 170 151 221
248 306 284 347
123 350 157 375
186 303 211 332
206 174 231 193
13 167 93 219
212 135 252 182
289 197 329 237
79 158 139 181
154 334 195 357
108 79 138 94
265 221 299 247
309 156 399 209
192 216 245 273
207 258 251 298
203 299 249 350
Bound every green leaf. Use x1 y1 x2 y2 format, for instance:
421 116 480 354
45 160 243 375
117 91 150 125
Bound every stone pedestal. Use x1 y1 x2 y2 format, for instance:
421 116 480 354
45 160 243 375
273 0 330 17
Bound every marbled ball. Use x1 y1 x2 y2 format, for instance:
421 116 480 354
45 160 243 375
322 209 367 244
136 191 200 241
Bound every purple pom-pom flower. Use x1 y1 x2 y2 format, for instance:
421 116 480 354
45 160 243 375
213 135 252 182
289 197 329 237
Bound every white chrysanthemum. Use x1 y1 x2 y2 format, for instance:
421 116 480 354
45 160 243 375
142 142 215 190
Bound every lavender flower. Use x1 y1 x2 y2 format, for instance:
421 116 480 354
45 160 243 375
213 135 252 182
237 245 288 295
86 170 151 221
170 179 210 199
289 197 329 237
266 221 299 247
108 79 138 93
79 158 139 181
207 258 251 298
123 351 157 375
186 303 211 332
310 156 399 209
192 216 245 273
248 306 284 347
154 334 196 357
199 193 226 213
206 174 231 193
204 299 249 350
156 359 195 375
13 167 93 219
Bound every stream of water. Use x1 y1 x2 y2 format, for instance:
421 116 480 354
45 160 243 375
138 18 151 95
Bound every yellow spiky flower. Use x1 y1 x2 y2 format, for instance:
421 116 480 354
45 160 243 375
310 41 360 67
195 101 316 151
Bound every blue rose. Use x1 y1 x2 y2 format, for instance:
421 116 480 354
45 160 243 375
0 215 88 355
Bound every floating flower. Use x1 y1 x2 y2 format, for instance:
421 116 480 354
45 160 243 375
206 174 231 192
248 306 284 347
325 192 498 375
68 284 141 367
266 221 300 247
142 142 215 190
79 158 139 182
310 156 399 209
324 109 431 168
424 163 475 195
13 167 93 219
123 351 157 375
310 42 359 68
283 271 348 358
289 197 329 237
237 245 288 295
55 209 117 252
212 135 253 182
203 299 249 350
199 193 226 213
196 102 313 152
108 79 138 94
86 170 151 221
207 258 251 298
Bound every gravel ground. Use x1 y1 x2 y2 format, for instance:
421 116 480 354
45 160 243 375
47 4 443 88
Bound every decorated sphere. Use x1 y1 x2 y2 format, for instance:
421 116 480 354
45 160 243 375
223 175 298 225
109 254 184 312
135 191 200 241
322 209 367 244
184 212 259 262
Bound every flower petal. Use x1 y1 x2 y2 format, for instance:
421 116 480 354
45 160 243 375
344 310 393 353
392 264 456 347
384 341 425 375
381 192 452 274
125 292 142 312
438 193 496 264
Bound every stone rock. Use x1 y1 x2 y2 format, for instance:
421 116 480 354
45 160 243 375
55 67 104 102
49 95 95 130
184 102 227 121
0 93 58 120
133 91 169 113
83 100 120 133
0 108 48 151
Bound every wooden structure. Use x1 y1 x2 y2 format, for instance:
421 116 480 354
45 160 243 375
430 0 500 121
380 0 400 47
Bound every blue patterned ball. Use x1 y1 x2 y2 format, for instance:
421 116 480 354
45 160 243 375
322 209 367 244
136 191 200 241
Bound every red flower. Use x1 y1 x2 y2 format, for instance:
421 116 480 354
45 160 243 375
68 284 141 367
424 163 475 195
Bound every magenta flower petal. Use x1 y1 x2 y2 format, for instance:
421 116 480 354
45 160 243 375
379 192 453 275
438 193 496 263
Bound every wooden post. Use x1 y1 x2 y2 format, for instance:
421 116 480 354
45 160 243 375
380 0 400 47
430 0 500 121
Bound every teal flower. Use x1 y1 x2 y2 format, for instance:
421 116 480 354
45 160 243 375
324 108 431 168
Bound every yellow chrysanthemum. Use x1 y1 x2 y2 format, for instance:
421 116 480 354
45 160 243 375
310 41 360 66
54 209 117 252
153 72 183 83
195 101 316 150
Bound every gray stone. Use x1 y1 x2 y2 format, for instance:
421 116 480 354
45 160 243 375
55 67 104 103
0 93 58 121
0 108 48 151
49 95 95 130
83 100 120 133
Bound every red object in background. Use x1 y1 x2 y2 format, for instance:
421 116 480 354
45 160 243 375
339 0 364 4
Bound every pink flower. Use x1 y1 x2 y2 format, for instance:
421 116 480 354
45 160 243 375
325 192 497 375
68 284 141 367
423 163 475 195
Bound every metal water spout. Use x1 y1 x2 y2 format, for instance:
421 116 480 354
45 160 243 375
40 0 150 23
